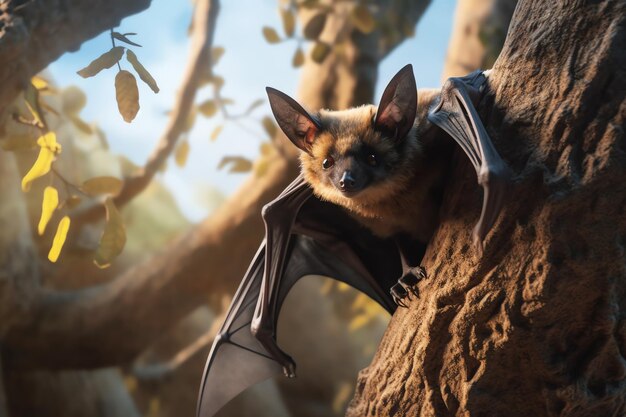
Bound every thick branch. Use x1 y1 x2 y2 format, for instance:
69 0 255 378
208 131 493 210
71 0 220 226
0 0 151 114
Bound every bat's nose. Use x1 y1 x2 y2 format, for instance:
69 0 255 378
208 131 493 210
339 171 357 191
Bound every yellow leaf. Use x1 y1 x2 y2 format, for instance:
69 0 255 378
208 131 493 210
77 46 125 78
94 198 126 268
175 139 190 167
211 46 225 65
48 216 70 263
218 156 253 173
183 106 197 132
198 100 218 117
311 42 331 63
81 176 123 196
262 27 281 43
22 133 61 191
37 131 61 153
126 50 160 93
115 70 140 123
292 47 305 67
281 9 295 37
38 186 59 235
210 125 223 141
61 86 87 115
31 76 49 90
303 13 327 40
350 5 376 34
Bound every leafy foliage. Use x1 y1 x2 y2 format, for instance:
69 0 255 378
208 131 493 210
76 30 159 122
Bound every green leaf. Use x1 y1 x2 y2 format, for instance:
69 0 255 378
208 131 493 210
311 42 331 63
303 13 327 40
94 198 126 268
126 50 160 93
281 9 295 37
262 27 281 44
112 31 142 47
218 156 253 173
77 47 125 78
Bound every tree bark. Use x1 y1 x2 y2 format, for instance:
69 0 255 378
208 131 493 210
347 0 626 416
0 0 151 114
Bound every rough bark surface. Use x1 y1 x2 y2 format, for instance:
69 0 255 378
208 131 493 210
0 0 151 114
347 0 626 416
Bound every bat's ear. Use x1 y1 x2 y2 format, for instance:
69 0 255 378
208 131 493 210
374 64 417 141
266 87 321 154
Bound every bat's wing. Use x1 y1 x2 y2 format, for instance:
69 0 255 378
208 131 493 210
197 176 399 417
428 70 512 253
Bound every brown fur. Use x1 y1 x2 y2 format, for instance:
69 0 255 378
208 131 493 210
301 89 447 241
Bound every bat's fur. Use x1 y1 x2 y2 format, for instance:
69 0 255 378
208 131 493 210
300 90 447 241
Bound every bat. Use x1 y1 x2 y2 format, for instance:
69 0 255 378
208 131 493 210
196 65 510 417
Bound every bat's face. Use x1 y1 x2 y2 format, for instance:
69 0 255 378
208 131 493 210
297 106 421 209
267 64 419 212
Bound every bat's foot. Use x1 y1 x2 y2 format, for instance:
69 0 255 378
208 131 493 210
390 266 427 308
282 361 296 378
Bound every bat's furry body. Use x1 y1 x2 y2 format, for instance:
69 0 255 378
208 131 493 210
298 93 447 241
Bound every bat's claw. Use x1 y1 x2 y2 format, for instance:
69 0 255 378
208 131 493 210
282 361 297 378
390 266 427 308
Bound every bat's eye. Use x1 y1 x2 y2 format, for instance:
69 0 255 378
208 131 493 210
366 154 378 166
322 157 335 170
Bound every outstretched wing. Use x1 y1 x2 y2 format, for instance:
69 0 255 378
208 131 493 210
428 70 511 253
197 177 399 417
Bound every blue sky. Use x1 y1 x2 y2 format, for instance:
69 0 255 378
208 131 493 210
49 0 456 221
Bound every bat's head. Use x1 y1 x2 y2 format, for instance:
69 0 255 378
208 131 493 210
266 64 419 211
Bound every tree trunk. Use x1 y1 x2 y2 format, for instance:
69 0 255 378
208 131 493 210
347 0 626 416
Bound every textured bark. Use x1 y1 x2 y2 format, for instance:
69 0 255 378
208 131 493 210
2 0 433 371
347 1 626 416
0 0 151 114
